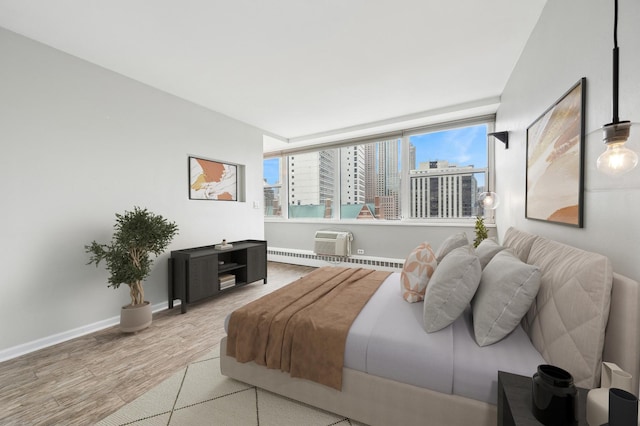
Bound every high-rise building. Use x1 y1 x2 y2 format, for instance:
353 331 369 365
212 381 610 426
364 144 377 203
362 139 401 218
318 150 335 204
376 139 400 219
409 161 478 218
409 143 416 171
287 150 336 209
341 145 365 205
288 141 404 219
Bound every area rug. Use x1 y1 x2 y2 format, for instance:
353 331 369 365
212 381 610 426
96 347 365 426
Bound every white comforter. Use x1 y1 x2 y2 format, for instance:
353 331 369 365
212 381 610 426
345 272 545 404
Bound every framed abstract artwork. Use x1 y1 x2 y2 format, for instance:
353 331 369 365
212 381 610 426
526 78 586 227
188 156 238 201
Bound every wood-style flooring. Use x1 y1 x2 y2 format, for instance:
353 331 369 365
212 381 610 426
0 262 316 426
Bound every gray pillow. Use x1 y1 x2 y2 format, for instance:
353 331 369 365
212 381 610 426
475 238 506 269
423 245 481 333
502 227 538 263
435 232 469 263
472 249 541 347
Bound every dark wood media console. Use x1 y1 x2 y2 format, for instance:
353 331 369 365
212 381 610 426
168 240 267 313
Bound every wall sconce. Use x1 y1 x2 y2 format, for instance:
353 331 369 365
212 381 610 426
481 132 506 211
488 131 509 149
596 0 639 176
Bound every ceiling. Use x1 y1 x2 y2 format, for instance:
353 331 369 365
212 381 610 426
0 1 546 149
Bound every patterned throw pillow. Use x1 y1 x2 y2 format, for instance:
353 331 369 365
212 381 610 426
400 242 438 303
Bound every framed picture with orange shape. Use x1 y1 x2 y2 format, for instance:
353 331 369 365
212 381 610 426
526 78 585 227
188 156 237 201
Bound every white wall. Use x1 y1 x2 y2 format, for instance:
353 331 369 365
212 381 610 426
0 28 265 355
266 0 640 284
266 221 494 260
495 0 640 282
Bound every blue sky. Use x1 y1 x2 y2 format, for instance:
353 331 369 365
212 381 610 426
264 158 281 185
263 124 488 185
409 124 487 169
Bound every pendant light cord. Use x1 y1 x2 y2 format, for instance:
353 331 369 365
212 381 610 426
612 0 620 123
614 0 618 49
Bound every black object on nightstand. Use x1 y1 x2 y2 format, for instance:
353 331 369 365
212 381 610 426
498 371 589 426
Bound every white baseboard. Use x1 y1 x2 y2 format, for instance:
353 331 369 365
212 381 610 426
1 252 401 363
0 300 177 363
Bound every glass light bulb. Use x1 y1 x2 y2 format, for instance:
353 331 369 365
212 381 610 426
478 191 500 210
597 122 639 176
596 142 639 176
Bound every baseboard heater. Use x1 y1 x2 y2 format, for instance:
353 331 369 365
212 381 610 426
268 247 404 271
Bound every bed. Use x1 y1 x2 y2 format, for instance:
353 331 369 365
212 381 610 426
220 227 640 426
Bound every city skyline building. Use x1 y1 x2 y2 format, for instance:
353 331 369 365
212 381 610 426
409 143 416 171
341 145 365 205
277 125 486 220
287 150 336 208
409 160 478 218
373 139 401 219
364 144 377 203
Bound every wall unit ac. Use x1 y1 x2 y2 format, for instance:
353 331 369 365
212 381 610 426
314 231 352 256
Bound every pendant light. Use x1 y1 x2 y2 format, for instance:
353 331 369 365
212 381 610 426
596 0 639 176
478 191 499 210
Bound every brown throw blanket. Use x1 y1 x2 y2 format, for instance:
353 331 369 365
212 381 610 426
226 266 391 390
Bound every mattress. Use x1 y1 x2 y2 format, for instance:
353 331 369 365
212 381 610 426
225 271 545 404
347 272 545 404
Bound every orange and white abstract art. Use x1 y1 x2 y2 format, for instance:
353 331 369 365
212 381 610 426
189 156 237 201
526 78 585 227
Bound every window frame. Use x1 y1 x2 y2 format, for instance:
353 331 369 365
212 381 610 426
264 115 496 224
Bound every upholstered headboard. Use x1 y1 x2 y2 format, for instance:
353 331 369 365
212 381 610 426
603 272 640 392
503 227 640 392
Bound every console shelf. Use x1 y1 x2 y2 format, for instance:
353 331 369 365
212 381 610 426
168 240 267 313
219 263 243 273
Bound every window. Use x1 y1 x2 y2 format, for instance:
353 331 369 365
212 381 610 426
287 150 337 219
408 123 488 219
264 118 492 221
345 138 401 220
263 158 282 217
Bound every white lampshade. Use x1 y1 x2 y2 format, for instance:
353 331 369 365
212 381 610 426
478 192 500 210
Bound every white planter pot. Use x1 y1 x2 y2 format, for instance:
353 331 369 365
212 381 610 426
120 301 152 332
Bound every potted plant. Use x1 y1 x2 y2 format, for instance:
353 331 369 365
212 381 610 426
474 215 488 248
86 206 178 332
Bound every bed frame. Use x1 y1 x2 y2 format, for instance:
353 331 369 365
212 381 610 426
220 271 639 426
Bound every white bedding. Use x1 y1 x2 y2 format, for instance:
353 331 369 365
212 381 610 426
347 272 545 404
225 271 546 405
345 272 454 394
452 308 544 403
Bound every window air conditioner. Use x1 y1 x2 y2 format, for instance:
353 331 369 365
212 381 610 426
314 231 352 256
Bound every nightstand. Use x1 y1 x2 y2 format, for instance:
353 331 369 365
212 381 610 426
498 371 589 426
